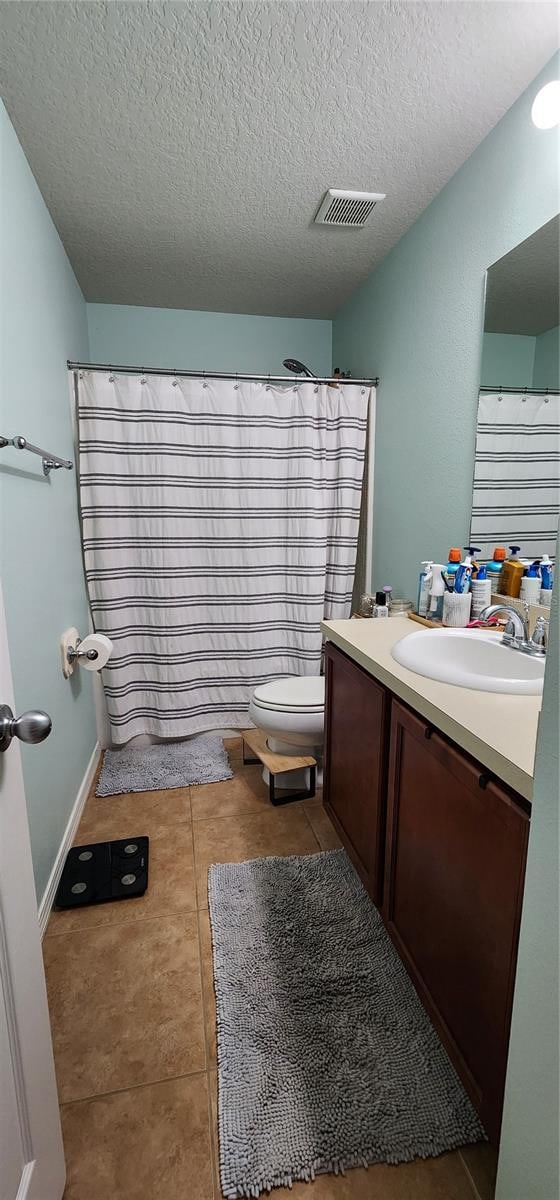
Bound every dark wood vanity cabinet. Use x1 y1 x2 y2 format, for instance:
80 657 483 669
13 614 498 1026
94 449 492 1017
323 642 389 904
384 700 529 1142
323 641 530 1143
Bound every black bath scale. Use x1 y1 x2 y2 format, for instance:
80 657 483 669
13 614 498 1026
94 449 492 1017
55 837 149 909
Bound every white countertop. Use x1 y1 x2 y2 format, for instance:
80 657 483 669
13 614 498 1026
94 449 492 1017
321 616 541 801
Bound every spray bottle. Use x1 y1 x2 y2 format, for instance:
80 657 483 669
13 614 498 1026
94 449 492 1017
417 562 434 618
428 566 446 621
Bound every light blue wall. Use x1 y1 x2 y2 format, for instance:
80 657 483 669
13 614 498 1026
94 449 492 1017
0 102 96 904
533 324 560 390
480 328 559 390
496 536 559 1200
87 303 332 377
480 332 536 388
334 53 560 1196
333 53 560 603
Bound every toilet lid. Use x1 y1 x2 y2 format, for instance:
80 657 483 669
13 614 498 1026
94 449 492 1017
252 675 325 713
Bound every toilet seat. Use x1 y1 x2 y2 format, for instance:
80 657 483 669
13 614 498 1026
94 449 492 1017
251 676 324 714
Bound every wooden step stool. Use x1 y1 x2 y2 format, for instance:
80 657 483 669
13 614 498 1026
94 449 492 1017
240 728 317 807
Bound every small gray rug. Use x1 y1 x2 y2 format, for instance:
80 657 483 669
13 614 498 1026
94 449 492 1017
96 734 232 796
208 849 484 1199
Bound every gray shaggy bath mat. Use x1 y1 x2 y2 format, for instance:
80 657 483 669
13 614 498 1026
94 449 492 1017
96 734 232 796
208 848 484 1199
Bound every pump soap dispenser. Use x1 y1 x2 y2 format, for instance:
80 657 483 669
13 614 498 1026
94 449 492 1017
498 546 525 598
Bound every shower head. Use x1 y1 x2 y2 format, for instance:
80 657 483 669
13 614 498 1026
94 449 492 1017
282 358 316 378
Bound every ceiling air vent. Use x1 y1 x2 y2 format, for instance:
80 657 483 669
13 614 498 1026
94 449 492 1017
314 188 386 228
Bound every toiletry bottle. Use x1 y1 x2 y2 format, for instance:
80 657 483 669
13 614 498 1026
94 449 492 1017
382 585 393 612
445 548 462 586
487 547 507 576
454 548 480 594
428 566 445 621
520 561 542 605
497 546 524 598
417 562 433 617
470 565 491 617
540 554 554 606
373 590 389 618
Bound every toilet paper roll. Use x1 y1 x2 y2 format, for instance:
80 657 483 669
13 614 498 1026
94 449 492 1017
78 633 113 671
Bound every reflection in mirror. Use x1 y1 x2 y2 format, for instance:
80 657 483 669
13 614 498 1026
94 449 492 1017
470 215 559 561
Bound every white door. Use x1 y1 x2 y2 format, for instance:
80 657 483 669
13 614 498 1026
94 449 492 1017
0 581 65 1200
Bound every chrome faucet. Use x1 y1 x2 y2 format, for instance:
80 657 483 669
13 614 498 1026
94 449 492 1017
478 603 548 657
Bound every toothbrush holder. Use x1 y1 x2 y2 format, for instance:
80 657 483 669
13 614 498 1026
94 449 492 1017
443 591 472 628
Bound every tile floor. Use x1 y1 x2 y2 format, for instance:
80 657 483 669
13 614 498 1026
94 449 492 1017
44 738 497 1200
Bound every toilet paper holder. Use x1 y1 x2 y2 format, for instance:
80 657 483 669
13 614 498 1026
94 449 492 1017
67 639 98 665
60 627 113 679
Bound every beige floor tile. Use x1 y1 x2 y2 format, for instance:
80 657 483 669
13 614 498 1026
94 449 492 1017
198 909 217 1067
270 1153 477 1200
191 763 272 821
47 823 196 936
208 1069 474 1200
209 1068 221 1197
76 786 191 843
44 912 205 1103
61 1073 214 1200
304 798 342 851
193 806 319 907
46 764 484 1200
459 1142 498 1200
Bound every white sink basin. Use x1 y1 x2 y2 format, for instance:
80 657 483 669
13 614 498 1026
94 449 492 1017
392 628 544 695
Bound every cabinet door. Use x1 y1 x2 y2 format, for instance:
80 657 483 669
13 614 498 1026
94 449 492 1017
384 699 529 1142
323 642 389 903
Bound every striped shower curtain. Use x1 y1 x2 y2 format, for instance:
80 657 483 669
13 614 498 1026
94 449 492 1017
76 371 371 744
470 390 560 560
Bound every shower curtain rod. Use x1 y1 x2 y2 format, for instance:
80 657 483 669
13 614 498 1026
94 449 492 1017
68 361 379 387
479 385 559 395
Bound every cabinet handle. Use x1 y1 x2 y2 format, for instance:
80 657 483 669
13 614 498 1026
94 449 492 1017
424 726 434 740
479 773 491 790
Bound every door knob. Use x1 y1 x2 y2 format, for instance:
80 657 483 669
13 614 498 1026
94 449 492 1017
0 704 52 753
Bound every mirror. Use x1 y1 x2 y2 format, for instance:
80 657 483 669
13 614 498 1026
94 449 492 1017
470 215 559 561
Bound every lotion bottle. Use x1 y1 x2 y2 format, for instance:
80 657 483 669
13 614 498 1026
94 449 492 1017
497 546 524 598
520 561 542 605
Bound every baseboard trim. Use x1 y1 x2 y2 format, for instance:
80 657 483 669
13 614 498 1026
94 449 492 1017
38 742 101 938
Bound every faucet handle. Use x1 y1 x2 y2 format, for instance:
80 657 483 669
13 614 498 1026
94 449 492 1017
530 616 549 653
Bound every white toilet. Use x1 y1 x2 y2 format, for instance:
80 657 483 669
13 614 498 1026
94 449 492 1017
248 675 325 791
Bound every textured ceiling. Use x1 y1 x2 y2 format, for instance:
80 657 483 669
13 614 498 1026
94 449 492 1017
485 216 560 336
0 1 558 318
